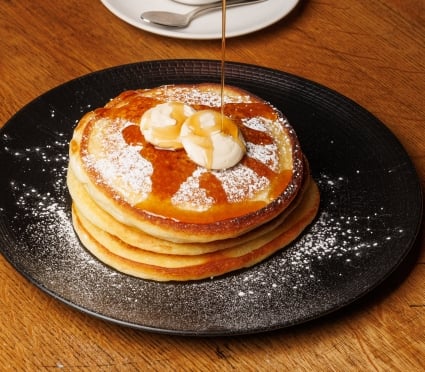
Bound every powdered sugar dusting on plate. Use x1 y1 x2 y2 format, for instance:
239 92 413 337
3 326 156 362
3 128 408 333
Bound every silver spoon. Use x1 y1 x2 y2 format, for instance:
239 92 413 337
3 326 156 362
141 0 266 28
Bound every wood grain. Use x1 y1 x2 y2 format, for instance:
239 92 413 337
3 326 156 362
0 0 424 370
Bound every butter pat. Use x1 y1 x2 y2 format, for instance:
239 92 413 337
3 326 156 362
180 110 246 170
140 102 195 149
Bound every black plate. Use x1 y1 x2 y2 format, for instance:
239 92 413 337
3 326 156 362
0 60 422 336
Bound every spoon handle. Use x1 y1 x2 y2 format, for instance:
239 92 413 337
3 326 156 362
173 0 222 4
190 0 266 19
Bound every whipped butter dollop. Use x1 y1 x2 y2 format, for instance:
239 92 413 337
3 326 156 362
140 102 196 149
180 110 246 170
140 102 246 170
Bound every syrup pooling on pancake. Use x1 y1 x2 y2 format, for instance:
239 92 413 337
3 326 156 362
69 84 307 244
78 95 294 221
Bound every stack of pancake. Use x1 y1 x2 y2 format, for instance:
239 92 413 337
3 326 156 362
67 83 319 281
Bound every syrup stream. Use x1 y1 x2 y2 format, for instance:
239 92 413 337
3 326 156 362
220 0 226 128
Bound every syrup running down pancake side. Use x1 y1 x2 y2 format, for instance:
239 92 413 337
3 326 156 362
67 83 319 281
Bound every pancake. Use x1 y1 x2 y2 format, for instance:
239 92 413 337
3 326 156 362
71 179 320 281
67 83 320 281
69 84 305 243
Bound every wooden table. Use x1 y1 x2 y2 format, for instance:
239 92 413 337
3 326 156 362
1 1 424 370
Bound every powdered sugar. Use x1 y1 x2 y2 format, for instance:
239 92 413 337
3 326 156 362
246 142 280 172
212 164 269 202
242 116 271 132
83 119 153 204
171 168 215 211
145 86 252 107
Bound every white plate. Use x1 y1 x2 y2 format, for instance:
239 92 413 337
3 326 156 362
100 0 300 40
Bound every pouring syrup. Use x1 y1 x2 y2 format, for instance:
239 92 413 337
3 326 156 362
220 0 227 127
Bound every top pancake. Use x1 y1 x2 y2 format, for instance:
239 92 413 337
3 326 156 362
68 83 305 243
